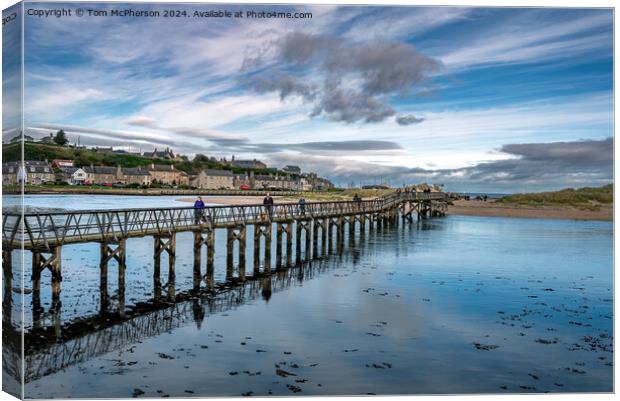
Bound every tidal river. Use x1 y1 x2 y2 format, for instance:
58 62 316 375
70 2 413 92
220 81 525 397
2 195 613 397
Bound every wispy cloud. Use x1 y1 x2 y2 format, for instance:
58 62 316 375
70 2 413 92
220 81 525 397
439 11 612 70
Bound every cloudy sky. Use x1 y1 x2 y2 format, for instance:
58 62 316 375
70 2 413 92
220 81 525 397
2 2 613 192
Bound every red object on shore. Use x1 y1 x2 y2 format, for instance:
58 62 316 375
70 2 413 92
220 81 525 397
239 184 250 190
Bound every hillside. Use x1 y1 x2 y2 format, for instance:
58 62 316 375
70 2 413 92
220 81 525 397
495 184 613 210
2 142 291 177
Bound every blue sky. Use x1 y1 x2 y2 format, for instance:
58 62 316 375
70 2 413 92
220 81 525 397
2 2 614 192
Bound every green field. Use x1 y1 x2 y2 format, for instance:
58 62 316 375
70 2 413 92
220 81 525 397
495 184 613 209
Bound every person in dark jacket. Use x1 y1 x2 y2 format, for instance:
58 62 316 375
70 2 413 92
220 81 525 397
298 197 306 216
193 196 205 224
263 193 274 219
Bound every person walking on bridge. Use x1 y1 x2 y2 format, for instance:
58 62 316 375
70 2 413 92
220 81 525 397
352 193 363 211
298 197 306 216
263 193 274 220
193 196 205 224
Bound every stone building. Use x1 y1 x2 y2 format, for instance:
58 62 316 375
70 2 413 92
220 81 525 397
83 166 119 184
148 164 188 185
191 169 234 189
2 161 55 185
122 167 152 186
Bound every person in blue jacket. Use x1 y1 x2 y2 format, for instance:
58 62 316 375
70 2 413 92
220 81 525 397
194 196 205 224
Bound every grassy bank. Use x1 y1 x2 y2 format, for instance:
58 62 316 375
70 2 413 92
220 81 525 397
495 184 613 210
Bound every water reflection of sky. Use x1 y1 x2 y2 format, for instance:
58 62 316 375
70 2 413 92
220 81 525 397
5 199 612 397
2 194 221 210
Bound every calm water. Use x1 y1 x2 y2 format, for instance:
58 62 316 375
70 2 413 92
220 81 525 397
2 195 614 397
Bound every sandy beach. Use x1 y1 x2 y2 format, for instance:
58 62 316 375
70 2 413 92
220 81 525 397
448 200 612 221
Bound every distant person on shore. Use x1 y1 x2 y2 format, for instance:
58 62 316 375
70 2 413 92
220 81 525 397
193 196 205 224
298 197 306 216
263 193 274 219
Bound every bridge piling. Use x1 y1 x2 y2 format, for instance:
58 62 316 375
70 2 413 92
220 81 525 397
295 221 302 264
321 218 328 256
2 249 11 294
99 240 126 314
285 223 293 267
31 246 62 310
239 225 247 280
276 223 284 269
312 219 319 257
305 221 312 259
226 225 247 280
154 234 176 299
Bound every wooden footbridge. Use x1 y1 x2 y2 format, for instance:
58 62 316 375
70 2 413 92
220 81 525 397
2 191 448 313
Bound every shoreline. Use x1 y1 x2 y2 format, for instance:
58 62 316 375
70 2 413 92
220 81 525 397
447 200 612 221
5 192 613 221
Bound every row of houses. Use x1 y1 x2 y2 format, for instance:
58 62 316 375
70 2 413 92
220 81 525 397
2 161 333 190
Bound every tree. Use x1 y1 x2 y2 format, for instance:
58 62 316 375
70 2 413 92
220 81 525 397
53 130 68 146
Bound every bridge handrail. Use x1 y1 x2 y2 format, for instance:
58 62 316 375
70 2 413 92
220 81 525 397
1 192 446 217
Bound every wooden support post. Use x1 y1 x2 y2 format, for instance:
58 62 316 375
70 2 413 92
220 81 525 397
32 251 42 310
285 223 293 267
305 221 312 260
99 243 109 312
153 236 162 298
226 227 235 280
295 221 302 263
326 220 333 254
2 249 12 320
238 225 247 280
253 226 261 275
321 218 328 256
359 215 366 239
349 216 356 238
167 234 176 300
206 230 215 286
193 231 202 291
276 223 283 268
113 239 127 316
2 249 12 295
312 219 319 258
49 247 62 309
154 234 176 299
263 224 272 273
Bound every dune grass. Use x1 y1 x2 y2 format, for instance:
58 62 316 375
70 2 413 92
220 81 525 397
495 184 613 210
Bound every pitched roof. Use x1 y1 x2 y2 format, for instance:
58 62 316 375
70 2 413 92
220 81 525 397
204 169 233 177
149 164 175 172
83 166 117 174
122 168 150 176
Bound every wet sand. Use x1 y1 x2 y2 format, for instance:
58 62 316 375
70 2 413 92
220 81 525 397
177 196 286 205
448 200 612 221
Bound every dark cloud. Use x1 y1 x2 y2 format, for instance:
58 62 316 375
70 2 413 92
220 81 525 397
396 114 425 126
310 88 396 123
265 138 613 192
243 31 441 125
500 138 612 168
247 72 318 101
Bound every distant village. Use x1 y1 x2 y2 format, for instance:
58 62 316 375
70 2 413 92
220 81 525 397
2 132 335 191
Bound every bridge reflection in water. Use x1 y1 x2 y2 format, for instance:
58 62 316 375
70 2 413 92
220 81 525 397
2 192 448 389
